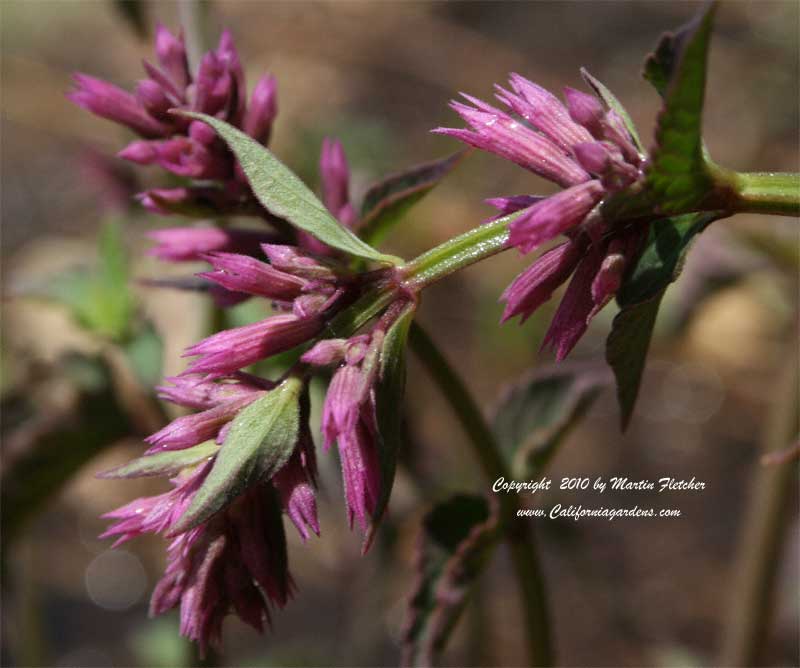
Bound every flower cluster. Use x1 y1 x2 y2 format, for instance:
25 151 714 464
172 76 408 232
70 25 359 260
70 24 275 217
103 460 297 651
435 72 648 359
99 230 415 649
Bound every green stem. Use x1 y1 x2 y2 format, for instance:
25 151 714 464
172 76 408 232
709 166 800 217
401 212 520 290
408 322 553 667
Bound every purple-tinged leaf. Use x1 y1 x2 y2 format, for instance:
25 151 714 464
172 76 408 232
401 494 499 668
358 151 469 246
99 440 219 479
491 362 611 477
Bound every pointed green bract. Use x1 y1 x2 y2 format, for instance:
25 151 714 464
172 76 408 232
606 3 718 220
359 150 468 246
170 377 304 534
492 364 610 477
401 494 499 667
603 3 723 428
99 440 219 479
179 112 402 265
581 68 644 153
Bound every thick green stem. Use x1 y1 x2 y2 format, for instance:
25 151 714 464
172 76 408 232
719 344 799 666
409 323 553 667
732 172 800 217
709 166 800 217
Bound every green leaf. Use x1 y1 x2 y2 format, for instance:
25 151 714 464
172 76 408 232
179 112 401 265
358 151 468 246
401 494 499 668
492 363 610 478
606 3 718 220
171 377 304 533
581 68 644 153
99 440 219 479
365 303 416 549
607 210 722 429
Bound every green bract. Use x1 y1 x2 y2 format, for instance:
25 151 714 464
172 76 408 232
171 377 304 534
365 303 416 547
100 440 219 479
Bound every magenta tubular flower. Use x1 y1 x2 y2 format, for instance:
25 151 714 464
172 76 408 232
436 71 648 359
183 313 326 376
101 462 212 547
147 227 278 262
500 237 586 324
303 329 387 533
197 252 309 302
244 75 278 146
157 373 270 410
145 394 259 453
272 431 319 541
320 138 357 228
70 26 278 217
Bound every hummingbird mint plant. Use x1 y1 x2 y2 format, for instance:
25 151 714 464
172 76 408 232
66 3 798 664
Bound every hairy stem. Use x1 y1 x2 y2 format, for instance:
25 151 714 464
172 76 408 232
719 343 799 666
401 212 521 290
408 322 553 667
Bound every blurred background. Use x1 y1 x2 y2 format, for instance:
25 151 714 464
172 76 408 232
2 1 798 666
